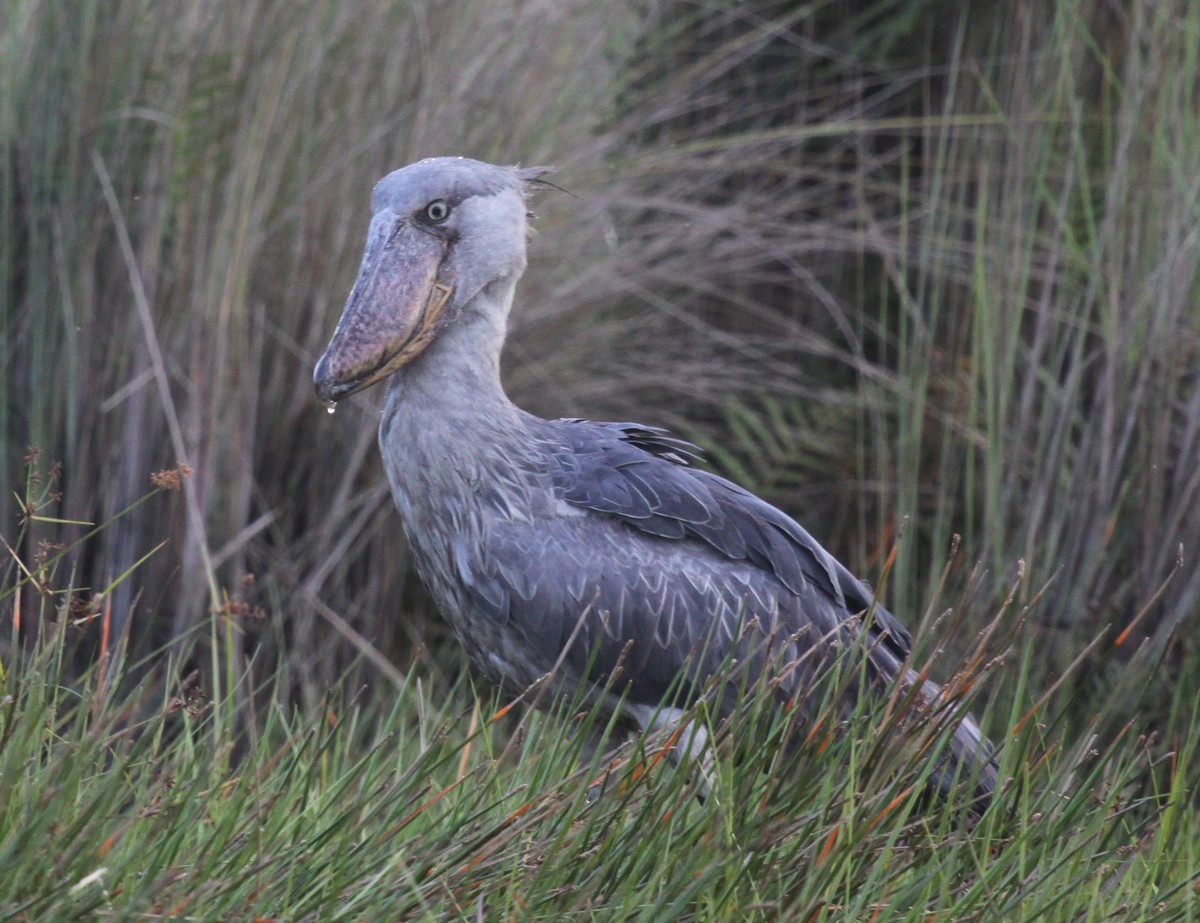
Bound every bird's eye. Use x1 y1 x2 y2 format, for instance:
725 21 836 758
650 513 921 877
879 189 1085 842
423 199 451 223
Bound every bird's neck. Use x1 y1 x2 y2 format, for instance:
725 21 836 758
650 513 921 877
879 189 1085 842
389 280 514 405
379 278 543 586
381 278 531 479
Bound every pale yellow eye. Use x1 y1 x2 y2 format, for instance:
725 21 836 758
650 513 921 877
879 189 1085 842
424 199 450 223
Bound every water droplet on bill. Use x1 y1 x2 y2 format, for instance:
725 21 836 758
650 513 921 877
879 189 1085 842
324 401 337 415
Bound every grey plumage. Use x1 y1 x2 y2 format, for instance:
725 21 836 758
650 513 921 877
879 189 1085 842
314 156 997 809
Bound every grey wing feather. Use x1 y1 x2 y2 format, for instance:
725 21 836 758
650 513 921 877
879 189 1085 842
475 519 787 705
449 417 912 709
550 420 912 660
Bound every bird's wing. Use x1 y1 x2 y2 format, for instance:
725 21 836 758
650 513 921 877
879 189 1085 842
457 508 800 706
549 420 912 659
449 417 911 709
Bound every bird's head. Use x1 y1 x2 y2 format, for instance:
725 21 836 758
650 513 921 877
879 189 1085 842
313 157 551 403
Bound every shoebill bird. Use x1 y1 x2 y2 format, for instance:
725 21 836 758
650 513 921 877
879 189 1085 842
313 156 997 810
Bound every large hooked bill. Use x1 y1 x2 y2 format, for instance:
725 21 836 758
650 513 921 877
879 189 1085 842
313 215 454 404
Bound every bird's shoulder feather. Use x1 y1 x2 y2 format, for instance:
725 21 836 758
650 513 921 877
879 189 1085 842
546 419 912 658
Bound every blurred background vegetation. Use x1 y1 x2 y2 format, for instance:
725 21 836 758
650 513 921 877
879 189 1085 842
1 0 1197 728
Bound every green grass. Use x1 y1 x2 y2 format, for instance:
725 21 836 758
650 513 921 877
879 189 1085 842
2 577 1197 920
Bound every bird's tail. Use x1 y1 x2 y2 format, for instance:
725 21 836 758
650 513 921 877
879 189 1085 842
907 670 999 817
